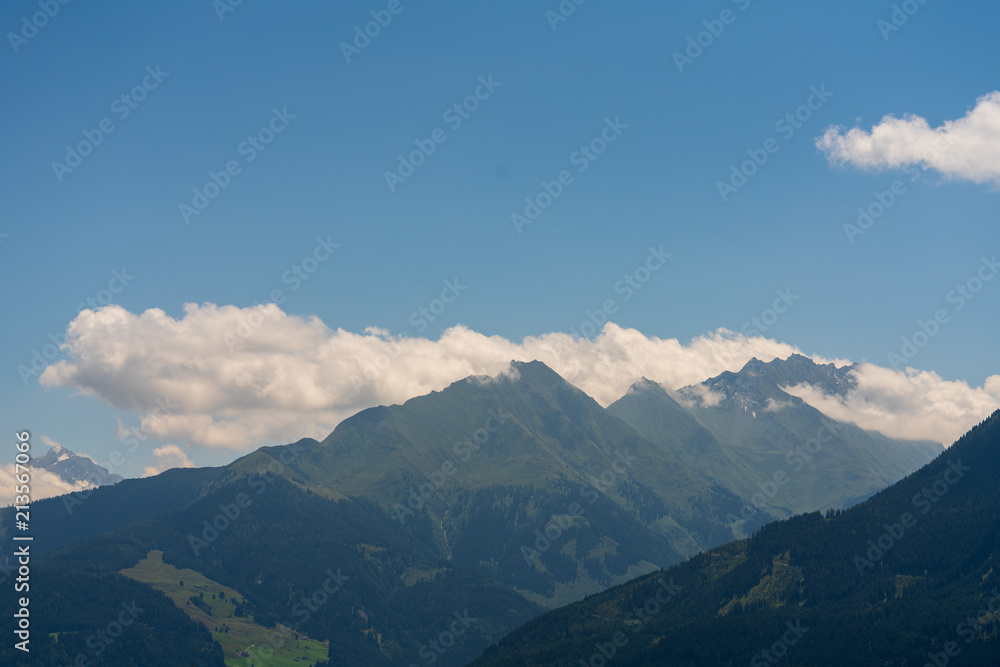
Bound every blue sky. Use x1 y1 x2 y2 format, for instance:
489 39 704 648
2 0 999 482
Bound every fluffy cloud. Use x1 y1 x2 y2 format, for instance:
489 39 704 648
40 435 64 452
763 397 793 413
39 303 810 451
38 303 998 454
784 364 1000 446
142 444 196 477
816 91 1000 186
675 384 726 408
0 464 88 506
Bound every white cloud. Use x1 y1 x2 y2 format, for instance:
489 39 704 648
39 304 997 455
783 363 1000 446
763 397 793 413
675 384 726 408
39 303 813 452
142 444 196 477
0 464 89 506
816 91 1000 186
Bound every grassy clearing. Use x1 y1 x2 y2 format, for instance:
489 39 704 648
120 550 329 666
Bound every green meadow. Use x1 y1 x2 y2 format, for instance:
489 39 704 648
121 550 329 666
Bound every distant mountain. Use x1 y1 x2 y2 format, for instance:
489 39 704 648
610 356 941 532
472 410 1000 666
32 442 122 488
0 357 950 666
744 352 858 396
230 359 748 604
607 378 762 513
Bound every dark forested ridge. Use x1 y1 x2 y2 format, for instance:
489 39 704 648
472 410 1000 666
0 478 540 666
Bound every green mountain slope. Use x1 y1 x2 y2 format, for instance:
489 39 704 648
0 476 541 666
0 362 739 648
269 360 752 600
610 356 941 532
471 410 1000 666
606 378 767 522
120 550 331 666
0 357 954 665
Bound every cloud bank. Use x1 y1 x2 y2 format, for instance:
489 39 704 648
39 303 807 451
784 364 1000 446
37 304 999 456
816 91 1000 186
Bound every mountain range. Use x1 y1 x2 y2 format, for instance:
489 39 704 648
0 355 949 666
473 410 1000 666
613 354 940 533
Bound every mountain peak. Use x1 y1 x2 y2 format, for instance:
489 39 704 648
32 443 122 487
738 357 766 374
34 442 74 467
625 377 666 394
485 359 586 394
507 359 556 377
